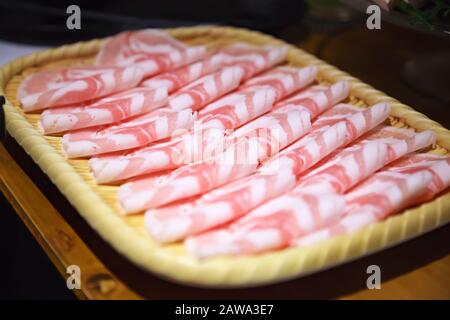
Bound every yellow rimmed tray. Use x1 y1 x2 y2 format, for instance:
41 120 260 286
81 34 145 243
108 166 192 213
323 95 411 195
1 26 449 288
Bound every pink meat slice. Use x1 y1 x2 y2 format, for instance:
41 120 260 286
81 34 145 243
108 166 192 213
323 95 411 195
294 171 432 247
20 65 144 112
167 66 245 111
90 83 278 184
184 128 437 258
90 127 226 183
287 128 435 214
272 103 391 174
198 129 436 253
144 124 346 243
185 192 345 257
184 140 390 257
272 81 350 118
62 108 196 158
188 166 434 257
143 103 386 243
221 43 287 80
151 134 385 245
141 52 225 93
298 127 435 193
119 107 312 213
385 153 450 202
236 65 318 101
198 66 318 129
309 125 435 171
17 66 119 100
89 67 319 184
96 29 206 76
167 44 287 111
294 154 450 247
184 111 428 255
39 86 168 134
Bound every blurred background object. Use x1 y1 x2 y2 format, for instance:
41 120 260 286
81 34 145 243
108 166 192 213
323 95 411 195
343 0 450 122
403 51 450 104
0 0 307 45
302 0 362 33
344 0 450 38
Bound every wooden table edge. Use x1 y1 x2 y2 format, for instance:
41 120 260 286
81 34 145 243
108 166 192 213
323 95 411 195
0 142 141 300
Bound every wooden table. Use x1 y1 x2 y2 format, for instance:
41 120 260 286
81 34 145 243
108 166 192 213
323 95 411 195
1 22 450 300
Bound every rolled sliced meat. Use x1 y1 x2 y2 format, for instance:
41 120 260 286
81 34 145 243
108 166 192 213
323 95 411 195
188 128 436 256
96 29 206 76
90 82 278 184
386 153 450 203
272 102 391 176
313 125 435 169
141 52 225 93
198 66 318 130
272 81 349 118
119 107 312 213
294 154 450 247
17 66 119 100
90 67 321 183
185 192 345 258
167 44 288 111
221 43 287 80
20 65 144 112
187 167 433 258
90 126 226 183
184 140 390 257
236 65 318 101
144 123 348 243
62 107 196 158
143 102 386 243
39 86 168 134
168 66 245 111
298 127 435 193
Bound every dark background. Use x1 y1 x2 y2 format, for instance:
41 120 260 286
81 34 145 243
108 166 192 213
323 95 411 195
0 0 307 45
0 193 75 299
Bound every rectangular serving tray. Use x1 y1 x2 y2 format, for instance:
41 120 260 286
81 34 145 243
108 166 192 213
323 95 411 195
1 26 449 288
